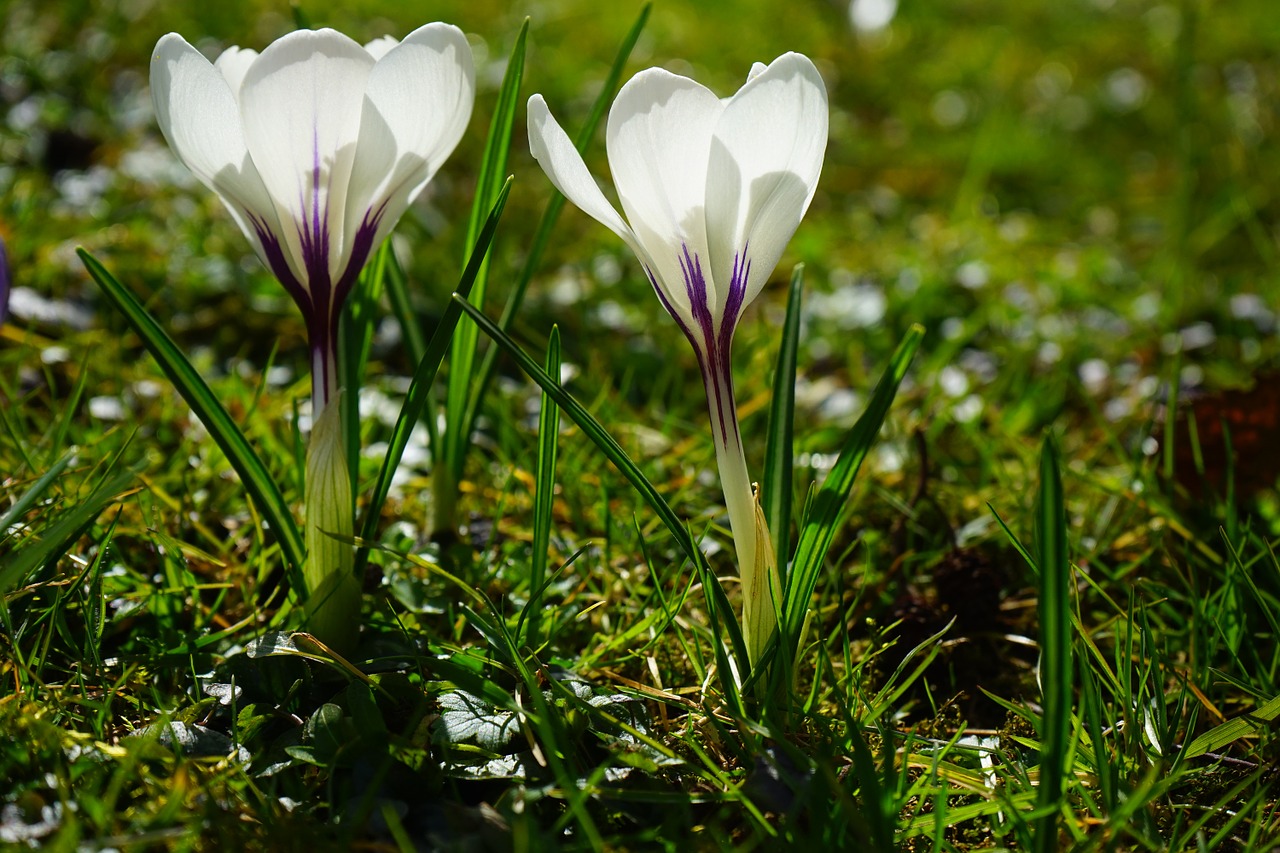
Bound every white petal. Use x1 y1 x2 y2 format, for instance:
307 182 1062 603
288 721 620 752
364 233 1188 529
363 35 399 61
238 29 375 290
705 53 828 311
150 34 288 281
527 95 652 265
605 68 723 317
346 23 474 260
215 46 257 96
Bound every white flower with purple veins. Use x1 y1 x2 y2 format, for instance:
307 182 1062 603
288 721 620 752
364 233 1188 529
528 53 828 666
150 25 474 650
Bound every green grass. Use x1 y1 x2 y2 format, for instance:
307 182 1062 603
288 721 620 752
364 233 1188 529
4 0 1280 849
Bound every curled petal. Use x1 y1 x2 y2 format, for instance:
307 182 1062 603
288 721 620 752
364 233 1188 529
214 46 257 96
150 34 286 285
527 94 664 274
346 22 474 273
705 53 828 311
363 35 399 61
239 29 375 291
605 69 723 317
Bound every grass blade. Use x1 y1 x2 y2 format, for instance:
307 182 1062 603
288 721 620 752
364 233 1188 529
438 20 529 531
78 248 307 593
453 294 749 675
0 460 138 595
763 263 803 572
340 241 391 489
462 4 651 474
1034 434 1072 853
354 179 512 573
0 448 76 538
527 325 561 648
781 324 924 662
383 249 427 369
1181 692 1280 759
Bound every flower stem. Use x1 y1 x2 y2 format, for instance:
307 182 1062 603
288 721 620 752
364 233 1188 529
303 343 359 653
702 366 779 669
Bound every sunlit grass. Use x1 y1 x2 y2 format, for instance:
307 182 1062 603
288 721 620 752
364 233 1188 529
3 0 1280 849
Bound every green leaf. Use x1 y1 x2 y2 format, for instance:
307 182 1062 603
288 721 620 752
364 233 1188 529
340 240 391 489
383 249 427 369
763 264 803 572
0 447 76 540
527 325 562 648
1033 434 1072 853
354 179 513 574
0 460 139 595
780 325 924 661
460 3 650 491
442 20 529 489
454 297 751 682
1181 692 1280 759
78 248 307 592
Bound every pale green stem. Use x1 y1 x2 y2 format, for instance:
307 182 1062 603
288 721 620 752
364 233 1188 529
702 367 780 668
303 345 359 653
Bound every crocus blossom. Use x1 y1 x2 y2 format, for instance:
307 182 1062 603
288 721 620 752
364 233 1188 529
151 25 474 648
528 53 828 666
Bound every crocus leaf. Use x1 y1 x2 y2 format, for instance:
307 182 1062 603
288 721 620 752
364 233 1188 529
763 264 803 574
781 324 924 662
527 325 561 648
442 20 529 487
354 178 513 574
1034 435 1072 853
78 248 308 593
453 296 748 680
462 4 651 458
340 240 391 489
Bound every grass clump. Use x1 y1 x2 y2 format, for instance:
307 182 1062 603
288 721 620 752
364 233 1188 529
4 0 1280 850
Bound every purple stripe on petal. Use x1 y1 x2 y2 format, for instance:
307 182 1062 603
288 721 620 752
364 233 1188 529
648 266 697 345
713 245 750 445
678 246 735 444
719 244 749 344
251 215 310 315
333 201 389 317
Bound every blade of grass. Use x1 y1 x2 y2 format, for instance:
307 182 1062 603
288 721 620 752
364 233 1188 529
527 325 561 649
0 447 76 539
78 248 306 592
1034 434 1072 853
763 264 803 572
340 240 391 489
0 459 140 595
454 294 749 675
1181 692 1280 759
462 4 650 463
383 250 427 369
780 325 924 664
438 20 529 531
354 179 512 574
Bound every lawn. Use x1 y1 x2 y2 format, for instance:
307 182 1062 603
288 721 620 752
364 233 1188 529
3 0 1280 849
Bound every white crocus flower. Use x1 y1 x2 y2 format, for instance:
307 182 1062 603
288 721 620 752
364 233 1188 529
528 53 828 667
150 25 474 650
